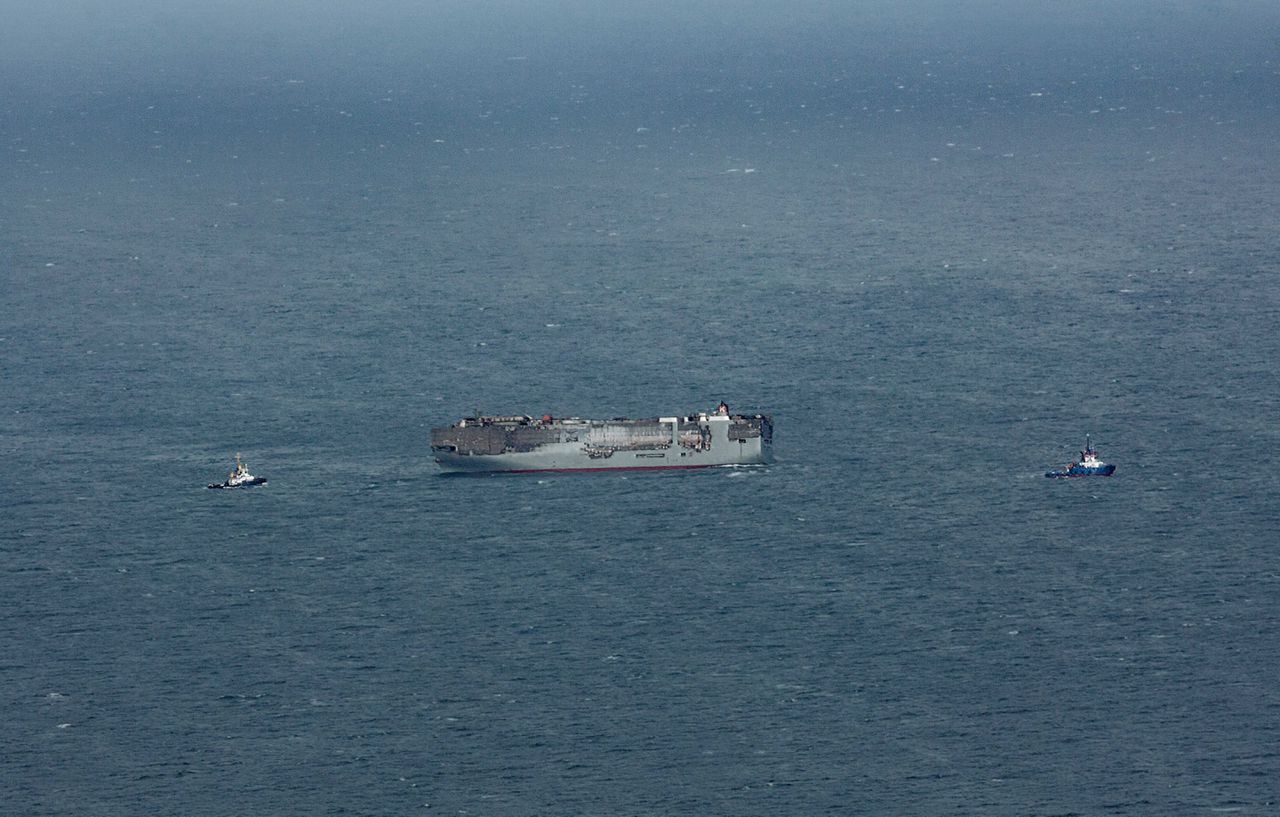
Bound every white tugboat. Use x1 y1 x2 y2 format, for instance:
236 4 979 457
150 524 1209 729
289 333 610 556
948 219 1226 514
207 453 268 489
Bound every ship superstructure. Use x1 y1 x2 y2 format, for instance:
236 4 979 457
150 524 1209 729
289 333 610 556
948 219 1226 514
431 407 772 474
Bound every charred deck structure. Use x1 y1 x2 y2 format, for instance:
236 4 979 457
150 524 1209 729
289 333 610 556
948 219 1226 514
431 409 772 474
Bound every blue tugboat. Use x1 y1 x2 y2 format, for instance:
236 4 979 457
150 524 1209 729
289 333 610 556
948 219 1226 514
1045 436 1116 478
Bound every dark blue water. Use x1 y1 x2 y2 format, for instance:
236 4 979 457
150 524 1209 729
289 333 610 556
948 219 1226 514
4 4 1279 814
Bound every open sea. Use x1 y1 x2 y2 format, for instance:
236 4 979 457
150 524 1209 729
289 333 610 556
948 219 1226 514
4 3 1279 814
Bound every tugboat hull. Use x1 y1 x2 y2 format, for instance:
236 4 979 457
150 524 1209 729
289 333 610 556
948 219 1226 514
1045 465 1115 478
207 477 268 489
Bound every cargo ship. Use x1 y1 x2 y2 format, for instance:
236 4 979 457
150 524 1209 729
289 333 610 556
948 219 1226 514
431 403 772 474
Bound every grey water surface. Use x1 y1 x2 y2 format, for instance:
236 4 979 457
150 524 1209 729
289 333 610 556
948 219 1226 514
4 2 1279 814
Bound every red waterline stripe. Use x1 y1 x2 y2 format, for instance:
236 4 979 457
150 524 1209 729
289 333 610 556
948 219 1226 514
497 463 726 474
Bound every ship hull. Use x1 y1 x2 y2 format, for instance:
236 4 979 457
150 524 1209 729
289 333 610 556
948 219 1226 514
1045 465 1115 478
432 413 772 475
434 441 769 474
207 477 268 489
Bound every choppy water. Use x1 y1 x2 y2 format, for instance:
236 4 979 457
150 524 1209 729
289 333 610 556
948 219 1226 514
4 4 1280 814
